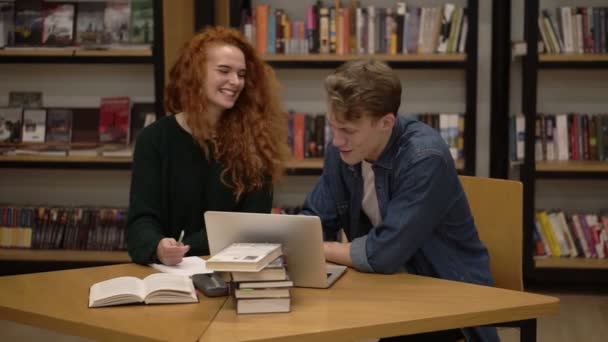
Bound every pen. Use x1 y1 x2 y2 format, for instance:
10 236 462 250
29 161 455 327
178 230 185 244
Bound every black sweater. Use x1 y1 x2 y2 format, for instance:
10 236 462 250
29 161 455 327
126 115 273 264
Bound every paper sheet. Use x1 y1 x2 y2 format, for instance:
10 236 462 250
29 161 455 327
149 256 212 276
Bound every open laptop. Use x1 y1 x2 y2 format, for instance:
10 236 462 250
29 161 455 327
204 211 347 288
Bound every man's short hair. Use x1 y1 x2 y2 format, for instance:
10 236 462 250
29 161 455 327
324 59 402 122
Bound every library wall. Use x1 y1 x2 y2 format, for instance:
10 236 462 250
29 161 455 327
0 0 493 208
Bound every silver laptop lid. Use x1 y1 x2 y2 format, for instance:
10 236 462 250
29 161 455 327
204 211 332 288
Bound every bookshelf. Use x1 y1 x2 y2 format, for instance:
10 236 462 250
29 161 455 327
517 0 608 285
211 0 479 176
0 0 475 266
0 0 170 266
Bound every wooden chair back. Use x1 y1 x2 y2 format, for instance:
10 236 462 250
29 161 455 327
459 176 524 291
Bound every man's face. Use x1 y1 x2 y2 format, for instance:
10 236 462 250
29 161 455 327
328 112 391 165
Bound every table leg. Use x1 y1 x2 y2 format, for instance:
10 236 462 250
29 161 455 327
519 318 537 342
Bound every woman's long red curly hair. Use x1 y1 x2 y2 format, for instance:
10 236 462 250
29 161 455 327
165 26 289 198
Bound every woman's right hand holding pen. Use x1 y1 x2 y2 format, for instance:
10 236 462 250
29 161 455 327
156 231 190 266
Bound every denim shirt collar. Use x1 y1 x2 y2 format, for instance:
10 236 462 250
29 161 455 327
372 115 406 170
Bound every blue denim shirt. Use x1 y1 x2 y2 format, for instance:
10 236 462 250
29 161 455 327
302 116 498 342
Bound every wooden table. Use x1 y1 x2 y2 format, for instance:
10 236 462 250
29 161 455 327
0 264 559 342
0 263 225 342
199 271 559 342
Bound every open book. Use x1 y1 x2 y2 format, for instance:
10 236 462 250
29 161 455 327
89 273 198 308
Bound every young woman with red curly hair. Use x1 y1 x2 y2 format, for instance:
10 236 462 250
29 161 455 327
126 26 290 265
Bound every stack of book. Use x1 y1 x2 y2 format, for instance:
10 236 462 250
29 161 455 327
206 242 293 314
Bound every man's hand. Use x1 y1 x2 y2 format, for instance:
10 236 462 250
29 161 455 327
323 241 353 267
156 238 190 265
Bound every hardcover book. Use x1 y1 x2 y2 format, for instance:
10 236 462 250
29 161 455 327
21 108 46 142
236 297 291 314
0 1 15 47
206 243 283 272
46 108 73 143
14 0 43 46
99 97 130 144
130 0 153 44
42 2 75 46
88 273 198 308
0 107 23 143
104 1 131 44
231 256 287 282
76 2 106 46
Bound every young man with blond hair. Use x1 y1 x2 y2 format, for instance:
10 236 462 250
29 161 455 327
302 59 498 342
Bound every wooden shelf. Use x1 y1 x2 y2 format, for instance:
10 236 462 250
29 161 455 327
0 155 131 163
0 47 153 64
262 53 466 62
0 48 151 57
74 49 152 57
539 54 608 62
534 257 608 270
536 161 608 173
0 48 73 56
0 155 466 173
0 249 130 263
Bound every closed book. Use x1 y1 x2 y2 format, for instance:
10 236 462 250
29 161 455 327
236 297 291 314
238 280 293 289
231 256 286 282
99 97 130 144
234 287 291 299
206 243 283 272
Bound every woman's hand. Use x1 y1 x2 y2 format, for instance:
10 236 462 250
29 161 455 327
156 238 190 265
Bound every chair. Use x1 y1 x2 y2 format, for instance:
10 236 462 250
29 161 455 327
459 176 534 341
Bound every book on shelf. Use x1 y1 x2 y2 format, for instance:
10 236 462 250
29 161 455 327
0 205 129 251
533 210 608 260
45 108 72 143
538 7 608 55
9 91 42 108
0 107 22 143
21 108 46 143
244 2 468 56
76 2 106 46
88 273 198 308
0 1 14 47
130 0 154 44
99 96 130 145
206 242 283 272
42 2 75 47
14 0 43 46
104 1 131 44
